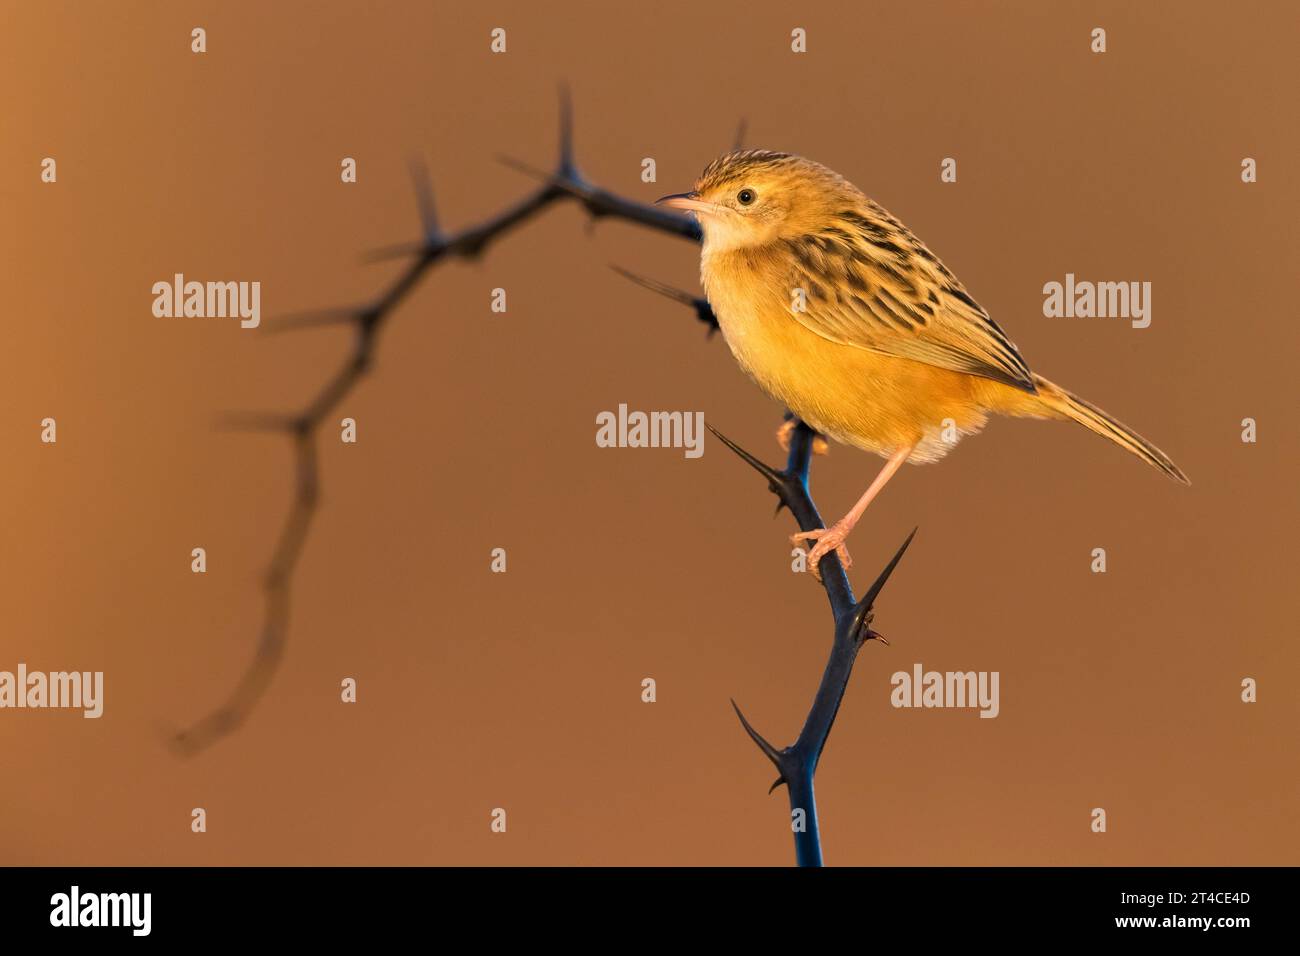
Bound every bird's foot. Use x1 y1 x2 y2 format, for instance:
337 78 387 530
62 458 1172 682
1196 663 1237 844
791 521 854 581
776 419 829 455
776 419 796 452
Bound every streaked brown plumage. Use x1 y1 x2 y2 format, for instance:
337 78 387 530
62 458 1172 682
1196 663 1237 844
659 150 1188 574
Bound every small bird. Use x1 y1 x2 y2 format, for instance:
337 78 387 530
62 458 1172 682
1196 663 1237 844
658 150 1188 576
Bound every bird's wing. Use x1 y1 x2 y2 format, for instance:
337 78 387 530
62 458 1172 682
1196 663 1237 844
780 209 1036 392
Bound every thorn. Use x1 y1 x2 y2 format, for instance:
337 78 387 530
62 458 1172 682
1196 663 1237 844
609 265 698 307
266 307 363 333
361 240 430 263
864 628 890 646
846 527 918 639
609 265 718 331
732 117 748 151
557 81 575 175
731 699 784 771
496 153 554 184
707 423 786 489
498 152 591 204
408 156 440 239
768 775 788 795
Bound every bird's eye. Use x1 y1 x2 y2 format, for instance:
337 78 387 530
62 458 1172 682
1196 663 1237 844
737 188 756 206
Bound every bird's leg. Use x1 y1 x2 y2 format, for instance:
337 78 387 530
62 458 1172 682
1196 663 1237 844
776 418 829 455
792 443 915 580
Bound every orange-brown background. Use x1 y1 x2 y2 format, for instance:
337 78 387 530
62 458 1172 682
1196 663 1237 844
2 0 1295 865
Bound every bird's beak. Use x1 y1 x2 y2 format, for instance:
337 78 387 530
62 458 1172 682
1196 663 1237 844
656 191 721 216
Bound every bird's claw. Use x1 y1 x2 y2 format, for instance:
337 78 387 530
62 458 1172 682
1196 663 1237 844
791 524 853 580
776 420 829 455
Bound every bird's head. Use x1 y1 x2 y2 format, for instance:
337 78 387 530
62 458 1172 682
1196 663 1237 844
657 150 856 253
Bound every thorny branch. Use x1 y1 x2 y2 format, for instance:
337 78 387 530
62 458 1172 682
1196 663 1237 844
708 422 916 866
622 276 917 865
172 89 694 755
174 89 915 868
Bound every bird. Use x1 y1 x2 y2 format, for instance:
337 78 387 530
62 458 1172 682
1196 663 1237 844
657 150 1188 577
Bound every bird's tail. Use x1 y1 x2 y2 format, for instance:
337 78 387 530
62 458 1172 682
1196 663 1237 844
1030 375 1190 485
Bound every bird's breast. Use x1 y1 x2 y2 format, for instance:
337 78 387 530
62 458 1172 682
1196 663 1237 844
701 247 789 376
700 246 989 461
702 246 818 399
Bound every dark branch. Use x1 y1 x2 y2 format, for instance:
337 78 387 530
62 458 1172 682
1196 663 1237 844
182 92 917 874
709 421 916 866
174 93 705 754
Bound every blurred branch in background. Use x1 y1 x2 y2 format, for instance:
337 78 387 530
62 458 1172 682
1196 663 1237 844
175 89 915 868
